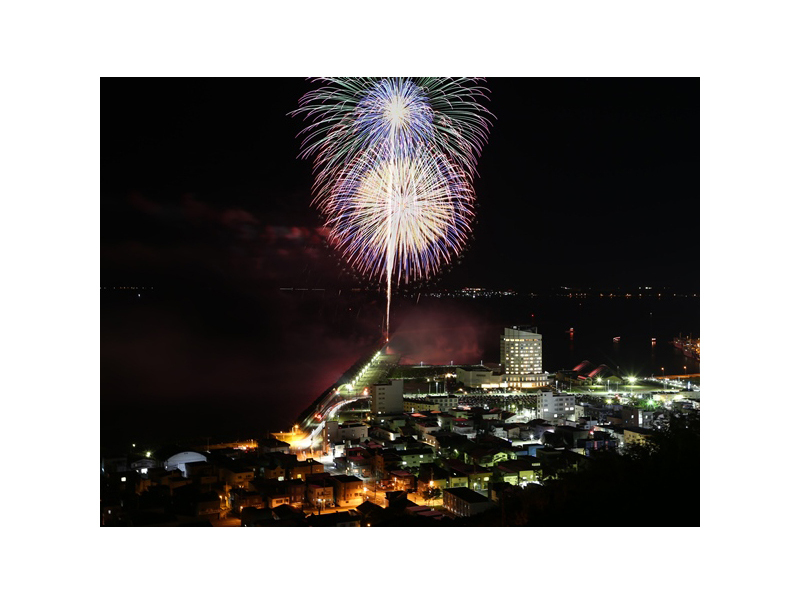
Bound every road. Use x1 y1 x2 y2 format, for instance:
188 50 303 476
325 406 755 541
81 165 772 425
293 351 401 453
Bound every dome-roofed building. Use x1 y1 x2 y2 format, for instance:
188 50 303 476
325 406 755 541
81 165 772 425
165 451 207 477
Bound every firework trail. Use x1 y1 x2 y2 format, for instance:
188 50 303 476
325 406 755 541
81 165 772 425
293 78 492 339
326 147 476 325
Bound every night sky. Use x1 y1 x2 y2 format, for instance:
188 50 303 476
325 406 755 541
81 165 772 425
102 77 698 293
101 78 698 445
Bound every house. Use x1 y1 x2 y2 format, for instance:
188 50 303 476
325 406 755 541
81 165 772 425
258 438 291 455
412 419 441 439
465 447 513 468
356 500 388 527
623 426 655 448
229 488 263 514
388 469 415 492
287 458 325 481
369 424 400 443
384 490 410 511
184 461 220 487
372 449 402 479
512 443 545 457
554 425 592 450
265 493 291 508
255 455 286 481
621 407 656 429
443 487 494 517
445 468 470 489
219 463 256 489
428 431 470 455
444 460 492 491
344 448 373 478
283 479 306 507
579 431 618 454
395 447 436 469
493 424 522 440
253 477 306 508
331 474 364 505
417 463 450 492
172 485 222 519
130 456 158 475
325 421 369 448
495 458 541 486
306 473 335 508
403 398 440 413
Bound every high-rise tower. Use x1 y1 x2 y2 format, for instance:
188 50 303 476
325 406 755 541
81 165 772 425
500 326 547 388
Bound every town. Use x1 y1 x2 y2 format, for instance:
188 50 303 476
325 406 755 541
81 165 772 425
101 325 700 526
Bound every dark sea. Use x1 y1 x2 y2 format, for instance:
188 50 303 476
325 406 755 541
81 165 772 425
101 289 699 451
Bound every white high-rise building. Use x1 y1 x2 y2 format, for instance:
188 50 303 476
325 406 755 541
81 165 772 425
369 379 403 415
500 326 548 388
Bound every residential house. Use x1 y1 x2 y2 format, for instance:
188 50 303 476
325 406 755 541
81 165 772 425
443 487 494 518
229 488 264 514
388 469 415 492
258 437 291 456
331 474 364 505
495 458 541 487
306 473 335 508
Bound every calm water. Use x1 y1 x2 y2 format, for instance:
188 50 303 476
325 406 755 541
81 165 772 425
101 290 699 449
389 293 700 376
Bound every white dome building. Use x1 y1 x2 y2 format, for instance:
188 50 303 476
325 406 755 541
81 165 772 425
164 451 207 477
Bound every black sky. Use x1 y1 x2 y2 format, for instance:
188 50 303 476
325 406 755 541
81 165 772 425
102 77 699 293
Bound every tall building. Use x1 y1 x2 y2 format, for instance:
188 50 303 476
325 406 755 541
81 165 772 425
500 326 548 388
369 379 403 415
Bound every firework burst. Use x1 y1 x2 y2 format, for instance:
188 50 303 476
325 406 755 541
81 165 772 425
294 77 493 200
293 77 492 339
325 148 475 283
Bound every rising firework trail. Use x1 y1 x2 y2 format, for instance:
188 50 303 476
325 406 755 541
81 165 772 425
293 78 492 339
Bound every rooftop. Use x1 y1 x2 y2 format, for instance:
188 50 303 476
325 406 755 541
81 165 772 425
444 487 490 504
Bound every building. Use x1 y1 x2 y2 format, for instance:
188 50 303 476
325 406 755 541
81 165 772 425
623 427 655 448
306 474 335 508
553 424 591 449
258 438 291 455
495 458 541 486
403 398 440 413
456 366 505 389
331 474 364 505
500 326 548 388
621 407 655 429
164 451 207 477
395 447 436 469
537 390 576 421
443 487 494 517
219 463 256 489
388 469 416 491
370 379 404 415
324 421 369 449
287 458 325 481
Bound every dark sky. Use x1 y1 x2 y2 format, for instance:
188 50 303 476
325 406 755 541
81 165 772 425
102 77 698 293
101 78 698 445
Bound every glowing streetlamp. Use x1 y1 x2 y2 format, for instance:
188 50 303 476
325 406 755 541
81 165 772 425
626 376 637 396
